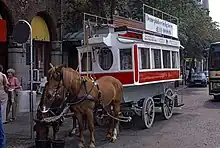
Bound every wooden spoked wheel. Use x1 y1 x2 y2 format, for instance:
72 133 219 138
162 88 174 120
142 97 155 129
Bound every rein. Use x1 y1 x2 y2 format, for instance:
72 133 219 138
39 67 103 123
43 75 101 116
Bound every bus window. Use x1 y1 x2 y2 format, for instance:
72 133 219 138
151 49 161 69
98 47 113 70
172 51 179 68
120 48 133 70
209 45 220 70
139 48 150 69
163 50 171 68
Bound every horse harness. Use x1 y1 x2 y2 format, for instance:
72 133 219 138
52 70 102 107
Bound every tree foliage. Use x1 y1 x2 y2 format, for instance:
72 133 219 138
114 0 220 58
63 0 220 59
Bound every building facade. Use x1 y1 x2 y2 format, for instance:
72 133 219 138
0 0 120 90
0 0 71 89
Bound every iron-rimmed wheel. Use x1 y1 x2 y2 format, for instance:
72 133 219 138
214 95 220 100
141 97 155 129
94 109 108 127
162 88 174 120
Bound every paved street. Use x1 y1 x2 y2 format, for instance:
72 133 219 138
5 86 220 148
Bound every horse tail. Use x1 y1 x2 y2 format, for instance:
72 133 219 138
113 78 124 103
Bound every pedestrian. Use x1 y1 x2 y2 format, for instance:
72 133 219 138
0 104 6 148
0 65 9 125
0 64 8 148
6 68 21 122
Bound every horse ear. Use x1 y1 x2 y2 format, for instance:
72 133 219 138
49 63 54 68
56 64 66 72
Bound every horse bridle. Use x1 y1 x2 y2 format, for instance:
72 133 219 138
48 70 64 99
45 70 102 115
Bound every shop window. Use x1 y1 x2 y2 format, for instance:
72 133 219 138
98 47 113 70
172 51 179 68
120 48 133 70
81 52 92 72
26 43 35 65
163 50 171 68
139 48 150 69
26 44 31 65
151 49 161 69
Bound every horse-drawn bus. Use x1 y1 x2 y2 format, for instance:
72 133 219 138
35 5 184 148
77 5 184 128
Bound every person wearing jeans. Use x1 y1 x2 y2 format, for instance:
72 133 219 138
0 105 6 148
0 65 7 147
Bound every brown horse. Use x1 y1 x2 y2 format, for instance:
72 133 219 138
44 64 123 148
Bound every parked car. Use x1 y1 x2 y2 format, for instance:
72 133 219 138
188 72 208 87
203 70 209 83
203 70 208 78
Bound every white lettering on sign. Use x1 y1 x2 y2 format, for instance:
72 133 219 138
142 34 180 47
145 13 178 38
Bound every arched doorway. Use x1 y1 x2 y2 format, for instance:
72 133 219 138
31 12 55 77
0 0 13 72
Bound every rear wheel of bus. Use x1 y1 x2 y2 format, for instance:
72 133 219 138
214 95 220 100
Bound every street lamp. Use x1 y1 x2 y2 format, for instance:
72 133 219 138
12 20 34 139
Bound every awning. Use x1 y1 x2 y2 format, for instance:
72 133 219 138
31 16 50 41
63 29 84 42
0 20 7 42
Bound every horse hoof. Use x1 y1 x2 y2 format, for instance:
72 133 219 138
88 143 96 148
111 137 117 143
78 142 84 148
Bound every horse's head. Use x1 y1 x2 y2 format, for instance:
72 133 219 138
44 63 65 105
45 63 82 111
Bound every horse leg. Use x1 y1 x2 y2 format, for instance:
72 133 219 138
84 115 87 130
52 122 60 140
86 109 95 148
105 106 113 140
111 103 120 143
69 115 78 137
75 112 85 148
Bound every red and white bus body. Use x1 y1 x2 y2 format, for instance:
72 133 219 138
77 29 181 104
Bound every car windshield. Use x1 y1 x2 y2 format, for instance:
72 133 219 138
192 73 206 78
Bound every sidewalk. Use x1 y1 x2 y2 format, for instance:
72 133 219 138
4 112 36 148
4 112 80 148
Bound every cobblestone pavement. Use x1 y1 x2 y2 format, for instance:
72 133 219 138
5 86 220 148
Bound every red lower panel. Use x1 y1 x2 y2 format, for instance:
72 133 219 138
139 70 180 83
81 72 134 85
0 20 6 42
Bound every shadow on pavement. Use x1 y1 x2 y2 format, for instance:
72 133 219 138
5 111 183 148
203 99 220 109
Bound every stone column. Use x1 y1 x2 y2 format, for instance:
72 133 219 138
51 41 63 66
8 42 30 90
